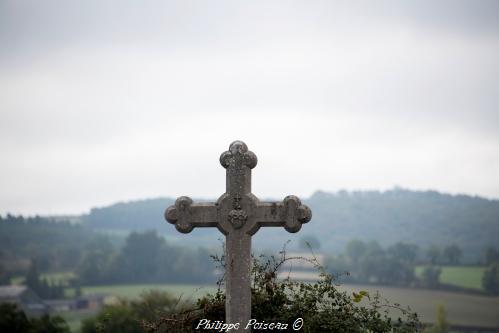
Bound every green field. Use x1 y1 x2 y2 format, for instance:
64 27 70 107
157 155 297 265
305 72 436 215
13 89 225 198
77 283 218 300
11 271 75 285
415 266 485 290
43 271 76 283
15 267 493 331
338 284 499 328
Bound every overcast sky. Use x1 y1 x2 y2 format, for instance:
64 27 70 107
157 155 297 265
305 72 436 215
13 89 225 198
1 0 498 215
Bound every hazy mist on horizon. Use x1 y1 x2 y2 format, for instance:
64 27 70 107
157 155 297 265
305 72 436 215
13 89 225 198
1 0 498 215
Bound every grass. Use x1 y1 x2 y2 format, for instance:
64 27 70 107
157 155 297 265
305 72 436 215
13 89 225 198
50 265 486 293
11 271 75 286
338 283 499 328
415 265 485 290
11 267 491 331
65 283 218 301
42 271 76 284
70 282 499 328
10 276 24 285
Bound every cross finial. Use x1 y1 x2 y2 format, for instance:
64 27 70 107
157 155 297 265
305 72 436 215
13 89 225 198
220 140 257 195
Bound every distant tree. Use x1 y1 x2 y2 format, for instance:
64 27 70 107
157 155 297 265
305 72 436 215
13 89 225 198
0 303 69 333
105 230 179 284
423 304 449 333
388 242 419 264
77 250 111 285
485 247 499 265
358 253 385 283
482 264 499 295
120 231 164 282
421 266 441 288
360 241 385 281
130 290 184 323
77 238 115 285
299 234 321 250
76 230 215 285
71 278 83 298
345 239 367 265
30 314 70 333
382 257 415 286
325 255 350 278
0 214 98 276
341 240 416 286
0 303 31 333
0 264 11 284
168 247 216 284
81 291 182 333
426 245 441 265
25 259 42 293
25 260 64 299
34 255 51 272
75 284 82 298
81 301 141 333
48 280 65 299
443 245 462 265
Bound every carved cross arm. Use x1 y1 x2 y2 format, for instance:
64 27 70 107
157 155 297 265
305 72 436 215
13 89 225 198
164 196 218 233
252 195 312 234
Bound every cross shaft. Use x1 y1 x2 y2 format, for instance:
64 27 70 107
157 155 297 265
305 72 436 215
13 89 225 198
164 141 311 330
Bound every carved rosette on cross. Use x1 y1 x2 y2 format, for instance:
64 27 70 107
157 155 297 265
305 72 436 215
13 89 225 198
163 140 312 331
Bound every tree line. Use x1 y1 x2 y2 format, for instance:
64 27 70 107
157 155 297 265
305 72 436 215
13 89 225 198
1 215 219 290
324 239 499 294
75 231 217 285
2 214 498 297
81 189 499 263
0 214 97 283
2 257 424 333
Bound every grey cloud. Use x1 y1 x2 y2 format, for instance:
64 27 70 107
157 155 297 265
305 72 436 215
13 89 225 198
1 0 498 61
1 0 498 214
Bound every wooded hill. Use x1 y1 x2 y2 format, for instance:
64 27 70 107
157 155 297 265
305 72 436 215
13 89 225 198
81 188 499 262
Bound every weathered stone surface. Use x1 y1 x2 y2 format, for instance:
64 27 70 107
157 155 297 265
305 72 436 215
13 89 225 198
164 140 312 330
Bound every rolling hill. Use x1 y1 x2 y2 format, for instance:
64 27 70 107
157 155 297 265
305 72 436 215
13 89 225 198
81 188 499 262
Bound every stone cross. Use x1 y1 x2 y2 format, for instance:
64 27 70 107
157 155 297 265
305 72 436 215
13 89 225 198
164 141 312 330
